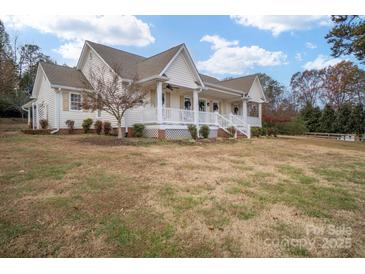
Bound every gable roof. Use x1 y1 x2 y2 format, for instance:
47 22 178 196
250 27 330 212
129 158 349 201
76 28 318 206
217 74 258 94
199 73 220 84
86 40 146 79
41 62 92 90
137 44 183 79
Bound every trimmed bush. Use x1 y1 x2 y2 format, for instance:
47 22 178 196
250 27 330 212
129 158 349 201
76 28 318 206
133 123 145 138
199 125 210 138
39 119 48 129
65 120 75 134
103 121 112 135
251 127 261 137
187 124 197 140
82 118 93 133
94 120 103 135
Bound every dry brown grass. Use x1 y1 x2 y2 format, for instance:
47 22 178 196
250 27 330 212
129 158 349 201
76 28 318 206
0 132 364 257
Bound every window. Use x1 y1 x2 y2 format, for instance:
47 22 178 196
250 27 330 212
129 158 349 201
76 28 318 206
199 99 207 111
89 52 93 60
162 92 165 106
213 102 219 112
248 102 259 117
70 93 82 111
233 105 239 115
184 97 192 110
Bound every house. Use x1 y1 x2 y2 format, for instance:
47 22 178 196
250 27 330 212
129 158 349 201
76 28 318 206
22 41 267 139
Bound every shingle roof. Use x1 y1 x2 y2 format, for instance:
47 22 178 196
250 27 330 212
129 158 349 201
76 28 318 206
41 62 92 89
199 73 220 84
137 44 183 79
217 74 258 93
86 41 146 79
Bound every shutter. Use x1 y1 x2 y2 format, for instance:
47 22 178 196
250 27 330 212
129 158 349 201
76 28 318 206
209 100 213 112
62 92 69 111
150 90 156 107
219 102 222 114
166 92 171 108
180 95 184 109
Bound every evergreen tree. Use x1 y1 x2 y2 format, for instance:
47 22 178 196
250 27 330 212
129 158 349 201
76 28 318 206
326 16 365 63
335 103 353 133
300 102 322 132
320 104 336 132
348 104 365 134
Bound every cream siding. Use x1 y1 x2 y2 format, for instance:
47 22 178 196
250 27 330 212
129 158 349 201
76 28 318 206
164 52 199 89
35 72 56 128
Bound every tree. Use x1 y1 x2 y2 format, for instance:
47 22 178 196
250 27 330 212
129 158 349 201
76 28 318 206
319 104 336 133
335 103 353 133
348 104 365 134
290 69 324 108
2 90 30 118
258 73 285 114
82 66 153 139
300 102 322 132
321 61 363 110
326 16 365 63
19 44 54 92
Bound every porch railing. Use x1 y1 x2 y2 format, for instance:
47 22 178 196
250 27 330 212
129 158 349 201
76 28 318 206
163 107 194 124
199 111 216 125
129 107 252 138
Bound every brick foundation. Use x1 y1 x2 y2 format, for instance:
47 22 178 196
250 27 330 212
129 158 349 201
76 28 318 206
217 128 231 138
158 129 166 139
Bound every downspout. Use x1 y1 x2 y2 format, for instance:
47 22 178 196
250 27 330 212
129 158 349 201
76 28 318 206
51 89 61 134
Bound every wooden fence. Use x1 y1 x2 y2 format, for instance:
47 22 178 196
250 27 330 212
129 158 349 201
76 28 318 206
305 132 364 142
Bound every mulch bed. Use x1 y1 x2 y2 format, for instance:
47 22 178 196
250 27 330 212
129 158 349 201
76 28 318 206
77 136 238 147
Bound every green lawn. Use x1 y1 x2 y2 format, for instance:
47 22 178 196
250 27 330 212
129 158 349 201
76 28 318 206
0 130 364 257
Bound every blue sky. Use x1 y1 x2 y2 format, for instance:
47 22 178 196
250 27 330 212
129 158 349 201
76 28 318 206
2 15 358 86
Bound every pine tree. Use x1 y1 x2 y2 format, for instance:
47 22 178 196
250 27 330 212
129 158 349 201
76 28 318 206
335 103 353 133
300 102 322 132
320 104 336 133
348 104 365 134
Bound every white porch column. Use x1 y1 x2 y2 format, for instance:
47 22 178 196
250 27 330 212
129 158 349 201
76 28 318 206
32 103 35 130
193 89 199 127
156 81 163 124
258 103 262 121
242 99 248 123
27 107 31 127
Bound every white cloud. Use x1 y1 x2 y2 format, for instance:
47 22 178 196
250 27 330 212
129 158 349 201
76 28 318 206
197 35 287 75
2 15 155 62
231 15 331 36
200 35 238 50
305 42 317 49
303 55 343 70
295 53 303 62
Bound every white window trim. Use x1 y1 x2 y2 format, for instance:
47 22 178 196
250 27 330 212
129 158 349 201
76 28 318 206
69 92 83 112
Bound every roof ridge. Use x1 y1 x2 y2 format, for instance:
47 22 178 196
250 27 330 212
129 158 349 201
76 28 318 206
86 40 146 60
40 62 75 70
139 43 184 63
218 73 258 83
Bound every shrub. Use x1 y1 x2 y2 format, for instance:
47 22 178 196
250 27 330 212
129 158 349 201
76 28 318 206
94 120 103 135
133 123 145 138
65 120 75 134
39 119 48 129
187 124 197 139
251 127 261 137
260 127 267 136
227 127 236 138
82 118 93 133
276 118 307 135
199 125 210 138
103 121 112 135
